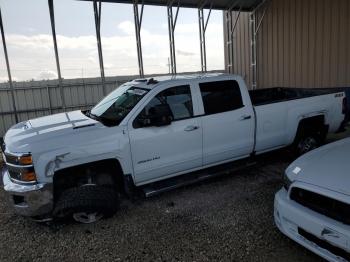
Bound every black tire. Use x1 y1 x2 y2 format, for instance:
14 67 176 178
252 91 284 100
292 130 322 156
53 185 119 223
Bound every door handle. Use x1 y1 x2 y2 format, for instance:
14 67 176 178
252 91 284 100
184 125 199 132
239 115 252 121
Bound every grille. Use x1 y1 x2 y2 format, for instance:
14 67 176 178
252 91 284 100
298 228 350 260
290 187 350 225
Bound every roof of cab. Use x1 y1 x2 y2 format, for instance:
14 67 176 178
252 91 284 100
130 73 233 89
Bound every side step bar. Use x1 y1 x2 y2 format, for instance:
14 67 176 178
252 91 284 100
142 159 256 197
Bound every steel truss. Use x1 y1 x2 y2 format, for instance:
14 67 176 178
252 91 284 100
198 1 212 72
48 0 66 109
93 0 107 95
133 0 145 77
167 1 180 75
0 7 18 122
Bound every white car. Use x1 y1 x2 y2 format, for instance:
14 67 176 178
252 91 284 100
275 137 350 262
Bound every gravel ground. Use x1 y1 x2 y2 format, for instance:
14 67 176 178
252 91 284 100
0 150 322 262
1 130 349 262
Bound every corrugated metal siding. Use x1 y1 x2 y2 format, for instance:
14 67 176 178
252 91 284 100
0 76 134 137
225 12 253 88
225 0 350 89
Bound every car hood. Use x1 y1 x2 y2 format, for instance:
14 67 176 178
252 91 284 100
287 138 350 196
3 111 99 152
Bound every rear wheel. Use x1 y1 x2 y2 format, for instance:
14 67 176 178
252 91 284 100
296 135 319 155
53 185 119 223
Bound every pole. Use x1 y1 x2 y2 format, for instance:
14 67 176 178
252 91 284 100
93 1 107 95
133 0 144 77
48 0 66 109
198 4 211 73
0 7 18 123
167 2 179 75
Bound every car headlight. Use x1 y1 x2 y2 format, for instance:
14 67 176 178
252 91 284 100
4 152 36 183
283 172 292 191
17 155 33 165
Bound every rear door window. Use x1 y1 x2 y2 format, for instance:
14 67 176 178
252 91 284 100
199 80 243 115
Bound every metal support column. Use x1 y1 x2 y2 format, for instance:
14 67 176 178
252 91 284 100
48 0 66 110
225 0 241 74
167 1 179 75
250 12 257 90
198 3 212 73
0 7 18 123
93 1 107 95
250 0 268 90
133 0 144 78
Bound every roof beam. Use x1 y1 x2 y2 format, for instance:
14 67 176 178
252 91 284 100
78 0 263 11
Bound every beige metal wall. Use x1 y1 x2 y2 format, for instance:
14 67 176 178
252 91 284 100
224 12 253 88
224 0 350 89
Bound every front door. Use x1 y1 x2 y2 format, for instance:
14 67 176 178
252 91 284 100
128 84 202 185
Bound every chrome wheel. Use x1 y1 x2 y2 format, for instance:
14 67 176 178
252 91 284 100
298 136 318 155
72 212 103 224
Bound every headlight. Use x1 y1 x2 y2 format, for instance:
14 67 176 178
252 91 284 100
283 172 292 191
8 169 37 183
18 155 33 165
4 152 36 183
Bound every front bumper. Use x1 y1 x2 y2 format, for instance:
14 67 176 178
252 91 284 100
2 166 53 217
274 188 350 262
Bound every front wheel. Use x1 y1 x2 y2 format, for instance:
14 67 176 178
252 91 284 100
53 185 119 223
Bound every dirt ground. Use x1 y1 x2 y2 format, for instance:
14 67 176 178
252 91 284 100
1 130 349 262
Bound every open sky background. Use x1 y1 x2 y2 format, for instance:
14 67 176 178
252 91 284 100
0 0 224 82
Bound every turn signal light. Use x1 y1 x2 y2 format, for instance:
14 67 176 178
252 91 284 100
18 155 33 165
21 171 36 182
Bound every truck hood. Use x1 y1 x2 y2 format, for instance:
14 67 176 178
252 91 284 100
4 110 98 152
287 138 350 196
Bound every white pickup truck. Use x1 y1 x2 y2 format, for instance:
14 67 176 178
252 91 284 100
1 74 347 223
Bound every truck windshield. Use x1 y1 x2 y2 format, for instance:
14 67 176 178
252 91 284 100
90 84 149 126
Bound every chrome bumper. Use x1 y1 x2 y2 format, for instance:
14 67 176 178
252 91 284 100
2 166 53 217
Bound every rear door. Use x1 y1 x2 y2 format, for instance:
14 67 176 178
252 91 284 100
198 79 255 166
128 84 203 185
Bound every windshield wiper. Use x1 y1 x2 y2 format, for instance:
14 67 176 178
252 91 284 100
85 110 119 127
85 110 101 121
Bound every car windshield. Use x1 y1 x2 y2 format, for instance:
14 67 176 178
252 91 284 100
90 84 149 126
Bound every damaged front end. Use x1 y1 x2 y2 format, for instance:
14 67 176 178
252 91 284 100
2 149 54 219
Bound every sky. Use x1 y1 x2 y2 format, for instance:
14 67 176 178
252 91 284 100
0 0 224 82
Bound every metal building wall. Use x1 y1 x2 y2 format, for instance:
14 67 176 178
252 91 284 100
224 0 350 89
224 12 253 88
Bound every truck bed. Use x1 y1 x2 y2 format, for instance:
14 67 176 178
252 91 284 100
249 87 344 106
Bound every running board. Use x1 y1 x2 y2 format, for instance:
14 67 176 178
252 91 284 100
142 159 256 198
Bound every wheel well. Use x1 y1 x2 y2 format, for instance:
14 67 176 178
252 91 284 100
294 115 328 143
53 159 125 203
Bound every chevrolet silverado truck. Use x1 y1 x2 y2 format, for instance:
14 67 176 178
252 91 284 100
1 74 348 223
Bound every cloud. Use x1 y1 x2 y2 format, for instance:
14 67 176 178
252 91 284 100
177 50 196 56
0 21 224 82
36 70 58 80
118 21 135 35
